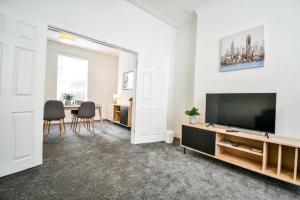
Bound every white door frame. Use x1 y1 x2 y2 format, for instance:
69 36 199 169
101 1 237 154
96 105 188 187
46 23 170 145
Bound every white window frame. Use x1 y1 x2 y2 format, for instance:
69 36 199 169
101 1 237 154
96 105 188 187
56 54 89 101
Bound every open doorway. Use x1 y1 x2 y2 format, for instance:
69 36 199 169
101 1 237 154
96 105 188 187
0 8 169 178
43 26 137 142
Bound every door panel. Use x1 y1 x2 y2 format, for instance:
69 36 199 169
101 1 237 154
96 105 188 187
0 7 46 177
13 47 35 96
142 73 151 99
16 21 37 40
13 111 33 160
151 109 164 134
133 57 169 144
0 14 4 32
152 74 164 100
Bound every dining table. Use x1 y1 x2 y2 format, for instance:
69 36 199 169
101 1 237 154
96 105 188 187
63 104 103 126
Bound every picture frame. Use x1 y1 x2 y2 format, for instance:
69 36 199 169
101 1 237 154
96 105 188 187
220 25 265 72
122 71 134 90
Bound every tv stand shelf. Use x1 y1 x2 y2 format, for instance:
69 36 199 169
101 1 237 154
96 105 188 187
181 123 300 186
217 142 263 156
218 152 262 172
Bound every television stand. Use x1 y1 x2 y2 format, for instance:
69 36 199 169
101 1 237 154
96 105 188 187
206 123 215 127
181 123 300 186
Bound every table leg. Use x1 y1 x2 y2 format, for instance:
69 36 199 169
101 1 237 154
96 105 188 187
99 107 103 127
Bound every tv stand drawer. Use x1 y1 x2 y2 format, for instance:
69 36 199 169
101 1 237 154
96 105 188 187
181 125 216 156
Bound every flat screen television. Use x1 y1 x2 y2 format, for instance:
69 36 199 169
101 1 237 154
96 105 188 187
206 93 276 133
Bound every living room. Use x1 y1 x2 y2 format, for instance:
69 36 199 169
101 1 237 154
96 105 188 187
0 0 299 199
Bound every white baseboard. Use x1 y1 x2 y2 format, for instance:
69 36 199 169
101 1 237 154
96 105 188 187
132 134 164 144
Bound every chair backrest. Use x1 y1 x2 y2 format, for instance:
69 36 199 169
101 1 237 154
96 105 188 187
43 100 65 121
78 101 95 118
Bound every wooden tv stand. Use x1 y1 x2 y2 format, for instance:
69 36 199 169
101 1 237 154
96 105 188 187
110 104 132 128
181 123 300 186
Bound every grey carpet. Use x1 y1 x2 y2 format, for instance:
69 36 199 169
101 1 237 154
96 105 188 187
0 121 299 200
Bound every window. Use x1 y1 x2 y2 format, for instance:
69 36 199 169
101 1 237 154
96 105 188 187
57 55 88 101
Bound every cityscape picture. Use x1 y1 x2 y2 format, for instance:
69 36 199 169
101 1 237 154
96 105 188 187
220 26 264 72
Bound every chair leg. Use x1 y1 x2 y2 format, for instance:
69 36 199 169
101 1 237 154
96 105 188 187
75 118 79 134
71 116 74 129
63 119 66 134
47 121 51 135
75 117 79 132
58 119 61 136
72 116 75 131
60 119 65 137
43 120 48 138
77 118 82 134
92 118 95 134
43 120 46 135
73 117 76 131
73 116 77 132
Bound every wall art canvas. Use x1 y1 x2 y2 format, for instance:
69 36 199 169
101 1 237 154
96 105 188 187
122 71 134 90
220 25 264 72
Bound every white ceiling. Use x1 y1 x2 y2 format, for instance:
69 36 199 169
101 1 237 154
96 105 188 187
125 0 209 27
47 30 121 56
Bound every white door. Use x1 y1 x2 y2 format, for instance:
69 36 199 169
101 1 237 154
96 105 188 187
0 8 47 177
132 56 169 144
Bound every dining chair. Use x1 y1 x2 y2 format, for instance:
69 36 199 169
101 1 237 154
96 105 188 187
43 100 65 137
73 101 96 134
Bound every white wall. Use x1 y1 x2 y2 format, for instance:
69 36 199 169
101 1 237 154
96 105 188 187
45 40 118 120
194 0 300 139
117 51 135 105
0 0 175 57
171 20 197 138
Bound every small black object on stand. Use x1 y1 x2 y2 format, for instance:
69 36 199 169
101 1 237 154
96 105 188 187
206 123 215 128
183 147 186 154
265 132 269 139
226 129 239 133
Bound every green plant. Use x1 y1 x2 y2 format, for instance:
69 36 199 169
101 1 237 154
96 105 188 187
185 107 200 116
62 93 74 101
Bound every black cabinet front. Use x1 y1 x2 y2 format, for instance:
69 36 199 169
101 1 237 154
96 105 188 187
120 106 128 126
182 125 216 156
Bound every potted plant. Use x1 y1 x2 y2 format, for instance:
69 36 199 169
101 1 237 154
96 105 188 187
185 107 200 124
62 93 74 105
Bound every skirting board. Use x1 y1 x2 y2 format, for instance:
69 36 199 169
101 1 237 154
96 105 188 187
132 134 164 144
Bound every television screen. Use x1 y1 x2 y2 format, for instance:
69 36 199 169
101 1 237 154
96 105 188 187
206 93 276 133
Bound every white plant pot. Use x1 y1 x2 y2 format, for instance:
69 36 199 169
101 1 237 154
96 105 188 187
189 116 200 124
65 100 71 105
